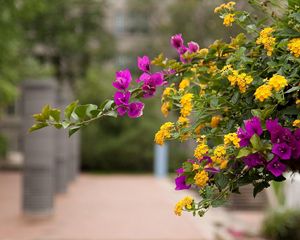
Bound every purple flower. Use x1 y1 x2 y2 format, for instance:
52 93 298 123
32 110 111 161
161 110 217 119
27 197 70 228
176 167 184 174
177 45 188 55
116 105 128 117
188 41 199 53
170 33 184 49
267 156 286 177
294 129 300 141
244 117 263 137
175 175 191 190
127 102 144 118
137 72 151 83
112 69 132 90
272 143 292 160
237 127 251 147
137 55 150 72
114 91 130 106
200 156 212 164
141 72 164 98
266 118 280 132
243 153 264 168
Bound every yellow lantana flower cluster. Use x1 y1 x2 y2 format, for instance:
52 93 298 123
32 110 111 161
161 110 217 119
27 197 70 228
256 27 276 56
161 102 170 117
254 74 288 102
194 142 209 160
293 120 300 128
179 78 190 90
288 38 300 58
214 1 236 13
194 170 209 187
162 87 176 98
227 70 253 93
211 145 228 169
177 116 190 126
180 93 193 117
174 196 194 216
224 133 240 148
154 122 174 145
223 13 235 27
211 115 222 128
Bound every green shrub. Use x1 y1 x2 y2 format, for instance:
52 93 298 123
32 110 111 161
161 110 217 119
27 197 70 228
0 134 7 158
262 209 300 240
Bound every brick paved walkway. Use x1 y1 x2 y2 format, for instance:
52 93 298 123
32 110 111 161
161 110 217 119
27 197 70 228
0 172 265 240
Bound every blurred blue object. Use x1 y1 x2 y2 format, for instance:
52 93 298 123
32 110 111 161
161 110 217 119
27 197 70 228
154 144 169 178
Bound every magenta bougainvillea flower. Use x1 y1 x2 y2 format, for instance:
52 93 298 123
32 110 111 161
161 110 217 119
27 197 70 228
244 116 263 136
112 69 132 90
127 102 144 118
237 127 251 147
114 91 130 106
170 33 184 49
272 143 292 160
187 41 199 53
140 72 164 98
137 55 150 72
267 156 286 177
243 153 265 168
175 175 191 190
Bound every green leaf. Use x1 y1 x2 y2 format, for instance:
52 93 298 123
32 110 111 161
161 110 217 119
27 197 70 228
49 109 61 122
183 162 193 172
64 101 78 120
61 121 71 129
74 105 90 120
250 134 261 150
41 105 50 119
253 182 270 198
230 91 240 104
214 173 229 189
251 109 262 118
236 148 251 158
105 110 118 118
103 100 115 111
285 86 300 94
33 113 45 122
211 198 227 208
68 126 81 137
29 122 48 132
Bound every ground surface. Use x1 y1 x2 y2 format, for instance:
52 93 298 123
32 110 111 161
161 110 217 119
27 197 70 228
0 172 265 240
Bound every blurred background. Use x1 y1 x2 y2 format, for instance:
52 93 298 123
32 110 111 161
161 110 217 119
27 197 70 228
0 0 299 240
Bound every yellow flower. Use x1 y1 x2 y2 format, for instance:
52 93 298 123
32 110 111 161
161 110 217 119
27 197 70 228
194 143 209 160
256 27 276 56
268 74 288 91
192 163 200 171
174 196 194 216
194 170 209 187
198 48 209 57
224 133 240 148
254 84 272 102
220 160 228 169
161 102 170 117
179 78 190 90
180 93 193 117
293 120 300 128
288 38 300 58
177 116 189 126
296 99 300 106
211 115 222 128
214 145 226 157
227 70 253 93
154 122 174 145
207 62 218 75
194 124 205 135
162 87 176 98
223 14 235 27
221 64 233 75
214 1 236 13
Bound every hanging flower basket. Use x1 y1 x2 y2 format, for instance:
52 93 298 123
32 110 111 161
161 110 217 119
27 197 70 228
31 0 300 218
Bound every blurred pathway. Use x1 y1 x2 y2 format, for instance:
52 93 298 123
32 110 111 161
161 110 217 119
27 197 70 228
0 172 264 240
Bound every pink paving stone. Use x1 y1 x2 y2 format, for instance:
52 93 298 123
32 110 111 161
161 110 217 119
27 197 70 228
0 172 213 240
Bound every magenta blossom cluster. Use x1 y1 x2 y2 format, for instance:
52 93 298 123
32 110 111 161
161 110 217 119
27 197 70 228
136 55 166 98
112 69 144 118
170 33 199 63
238 117 300 177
